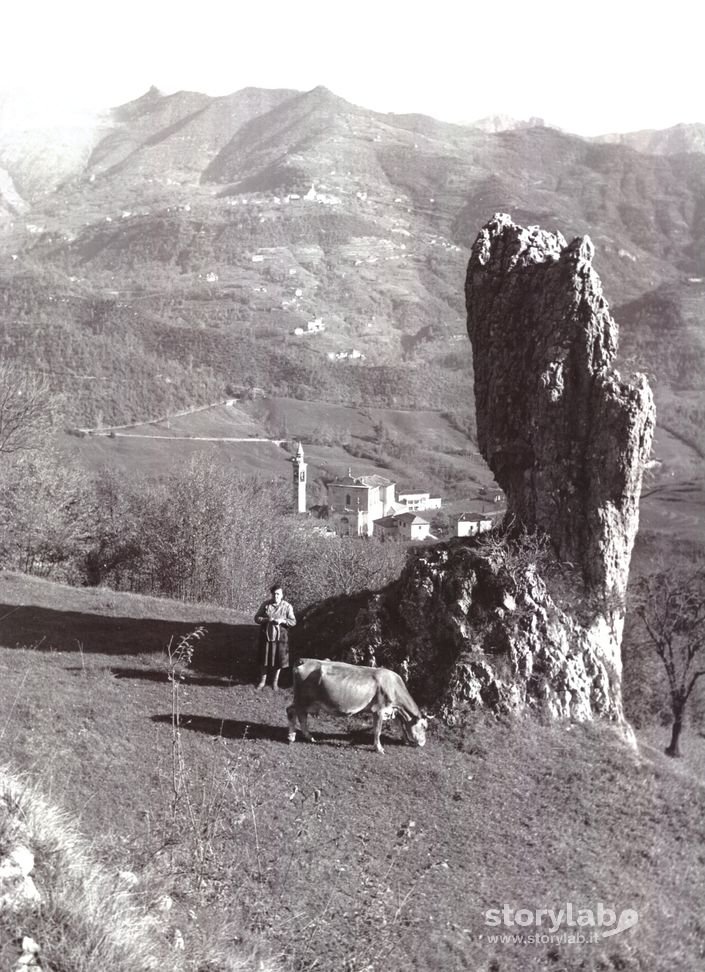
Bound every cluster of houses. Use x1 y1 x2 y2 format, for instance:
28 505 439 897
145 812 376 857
291 443 503 541
326 349 365 361
294 317 325 336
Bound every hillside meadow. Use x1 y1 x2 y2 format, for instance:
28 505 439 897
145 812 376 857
1 572 704 971
58 394 495 503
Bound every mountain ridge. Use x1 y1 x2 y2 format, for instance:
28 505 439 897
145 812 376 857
593 121 705 156
0 86 703 484
2 86 704 207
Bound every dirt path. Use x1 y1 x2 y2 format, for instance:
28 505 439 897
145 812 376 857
85 432 287 443
77 397 244 435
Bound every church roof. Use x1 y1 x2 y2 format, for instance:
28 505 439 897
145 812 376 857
331 472 395 489
358 474 394 488
374 512 429 528
394 512 429 524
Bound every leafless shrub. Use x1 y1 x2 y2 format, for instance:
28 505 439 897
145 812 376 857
0 361 55 456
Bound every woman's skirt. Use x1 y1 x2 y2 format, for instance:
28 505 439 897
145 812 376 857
260 639 289 669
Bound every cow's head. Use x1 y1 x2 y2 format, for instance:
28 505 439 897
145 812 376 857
400 714 429 748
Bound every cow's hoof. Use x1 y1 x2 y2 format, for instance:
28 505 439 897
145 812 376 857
287 732 296 744
374 746 385 755
304 735 316 744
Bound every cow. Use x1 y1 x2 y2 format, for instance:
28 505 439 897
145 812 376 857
286 658 429 754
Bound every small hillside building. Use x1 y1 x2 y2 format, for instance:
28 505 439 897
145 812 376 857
456 511 494 537
374 511 432 542
397 491 442 512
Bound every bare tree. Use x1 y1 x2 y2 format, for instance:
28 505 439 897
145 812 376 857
276 531 406 610
632 567 705 757
0 362 53 455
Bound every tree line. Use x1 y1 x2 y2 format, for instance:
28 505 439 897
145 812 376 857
0 453 407 615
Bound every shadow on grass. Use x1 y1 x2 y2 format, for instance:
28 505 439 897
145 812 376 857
110 667 236 687
152 712 290 744
150 712 399 749
0 603 259 680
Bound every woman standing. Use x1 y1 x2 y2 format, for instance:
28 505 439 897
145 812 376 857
254 583 296 691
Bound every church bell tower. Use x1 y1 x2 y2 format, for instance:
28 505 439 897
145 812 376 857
292 441 307 514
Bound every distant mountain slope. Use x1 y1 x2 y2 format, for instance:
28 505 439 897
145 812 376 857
594 122 705 156
0 85 702 462
0 94 111 201
468 113 549 132
88 86 297 183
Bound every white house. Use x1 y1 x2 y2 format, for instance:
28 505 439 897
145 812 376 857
397 491 442 512
327 349 365 361
374 512 431 542
456 512 494 538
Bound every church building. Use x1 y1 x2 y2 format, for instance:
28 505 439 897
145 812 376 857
327 470 399 537
289 445 439 541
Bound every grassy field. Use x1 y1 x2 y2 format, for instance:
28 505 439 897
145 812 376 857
57 395 494 500
59 429 294 480
1 572 704 971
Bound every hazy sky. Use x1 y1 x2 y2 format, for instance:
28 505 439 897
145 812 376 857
1 0 700 135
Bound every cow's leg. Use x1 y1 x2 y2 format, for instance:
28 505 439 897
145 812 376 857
286 703 298 743
271 667 281 691
298 709 316 743
373 712 385 755
397 713 411 746
255 667 267 691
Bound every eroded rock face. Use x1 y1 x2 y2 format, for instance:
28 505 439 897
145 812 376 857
466 213 655 602
300 537 629 724
300 215 654 731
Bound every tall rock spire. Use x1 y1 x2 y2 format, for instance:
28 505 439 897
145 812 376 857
465 212 655 603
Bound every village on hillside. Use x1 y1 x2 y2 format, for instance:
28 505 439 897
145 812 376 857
290 442 505 541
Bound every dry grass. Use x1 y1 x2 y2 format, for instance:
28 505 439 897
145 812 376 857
0 569 250 623
1 574 705 970
0 765 167 971
0 764 285 972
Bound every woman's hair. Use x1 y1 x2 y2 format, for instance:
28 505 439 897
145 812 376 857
270 583 283 594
